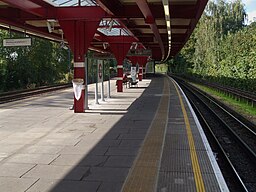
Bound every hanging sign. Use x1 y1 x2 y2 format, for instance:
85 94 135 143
127 49 152 56
98 60 103 83
3 38 32 47
93 52 114 59
131 66 137 82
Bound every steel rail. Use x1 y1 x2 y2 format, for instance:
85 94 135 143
180 82 248 192
179 79 256 160
172 74 256 107
172 77 256 191
0 83 71 104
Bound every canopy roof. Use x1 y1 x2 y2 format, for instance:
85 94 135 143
0 0 207 60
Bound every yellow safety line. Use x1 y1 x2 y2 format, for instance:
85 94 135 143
172 80 206 192
122 77 170 192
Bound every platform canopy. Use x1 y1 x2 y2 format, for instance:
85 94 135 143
0 0 208 61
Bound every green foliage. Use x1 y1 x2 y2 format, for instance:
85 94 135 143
194 83 256 116
0 28 121 92
155 64 168 73
169 0 256 93
0 29 70 92
86 51 115 84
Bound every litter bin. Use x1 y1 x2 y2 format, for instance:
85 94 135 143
72 78 84 100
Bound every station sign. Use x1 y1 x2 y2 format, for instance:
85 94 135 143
3 38 32 47
127 49 152 56
131 66 137 82
93 52 114 59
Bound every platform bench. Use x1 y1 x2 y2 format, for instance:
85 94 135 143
128 79 138 88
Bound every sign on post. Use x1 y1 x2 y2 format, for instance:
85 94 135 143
98 60 103 83
3 38 32 47
131 66 137 82
97 60 105 101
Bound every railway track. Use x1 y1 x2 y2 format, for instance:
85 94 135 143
172 77 256 192
205 82 256 106
0 83 72 104
171 74 256 108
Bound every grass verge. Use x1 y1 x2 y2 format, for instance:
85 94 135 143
191 83 256 124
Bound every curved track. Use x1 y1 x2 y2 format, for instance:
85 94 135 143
173 75 256 107
172 76 256 192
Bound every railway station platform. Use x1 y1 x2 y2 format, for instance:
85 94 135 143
0 74 228 192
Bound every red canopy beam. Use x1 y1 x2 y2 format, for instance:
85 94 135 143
171 0 208 56
0 17 62 41
94 3 196 19
135 0 165 60
1 0 49 17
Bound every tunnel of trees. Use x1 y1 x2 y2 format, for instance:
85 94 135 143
168 0 256 94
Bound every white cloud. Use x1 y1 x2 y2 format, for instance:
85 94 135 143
247 10 256 23
242 0 253 4
242 0 256 11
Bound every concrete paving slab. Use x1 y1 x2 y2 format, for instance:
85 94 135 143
51 154 108 167
97 182 123 192
104 156 135 168
1 122 32 129
26 179 101 192
26 126 60 133
0 78 160 191
76 137 121 148
95 139 121 148
0 137 37 145
35 138 80 146
120 133 147 140
59 124 97 133
0 144 23 154
5 153 59 164
92 131 121 140
119 139 143 147
23 164 89 180
43 132 83 139
20 145 64 154
70 116 106 124
106 146 139 156
0 132 12 140
59 145 94 155
86 147 109 156
0 163 36 177
129 128 149 134
0 177 38 192
83 167 129 182
0 153 9 161
4 132 45 139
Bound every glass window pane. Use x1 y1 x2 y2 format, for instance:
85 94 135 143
45 0 97 6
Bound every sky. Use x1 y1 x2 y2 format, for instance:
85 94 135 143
241 0 256 23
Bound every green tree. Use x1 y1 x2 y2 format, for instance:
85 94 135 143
0 29 71 92
169 0 256 92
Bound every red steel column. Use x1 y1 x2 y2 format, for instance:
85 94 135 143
59 20 101 112
110 43 131 92
128 56 138 67
138 63 143 81
138 57 148 81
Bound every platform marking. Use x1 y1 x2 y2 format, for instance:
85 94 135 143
174 79 229 192
122 77 170 192
172 79 206 192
